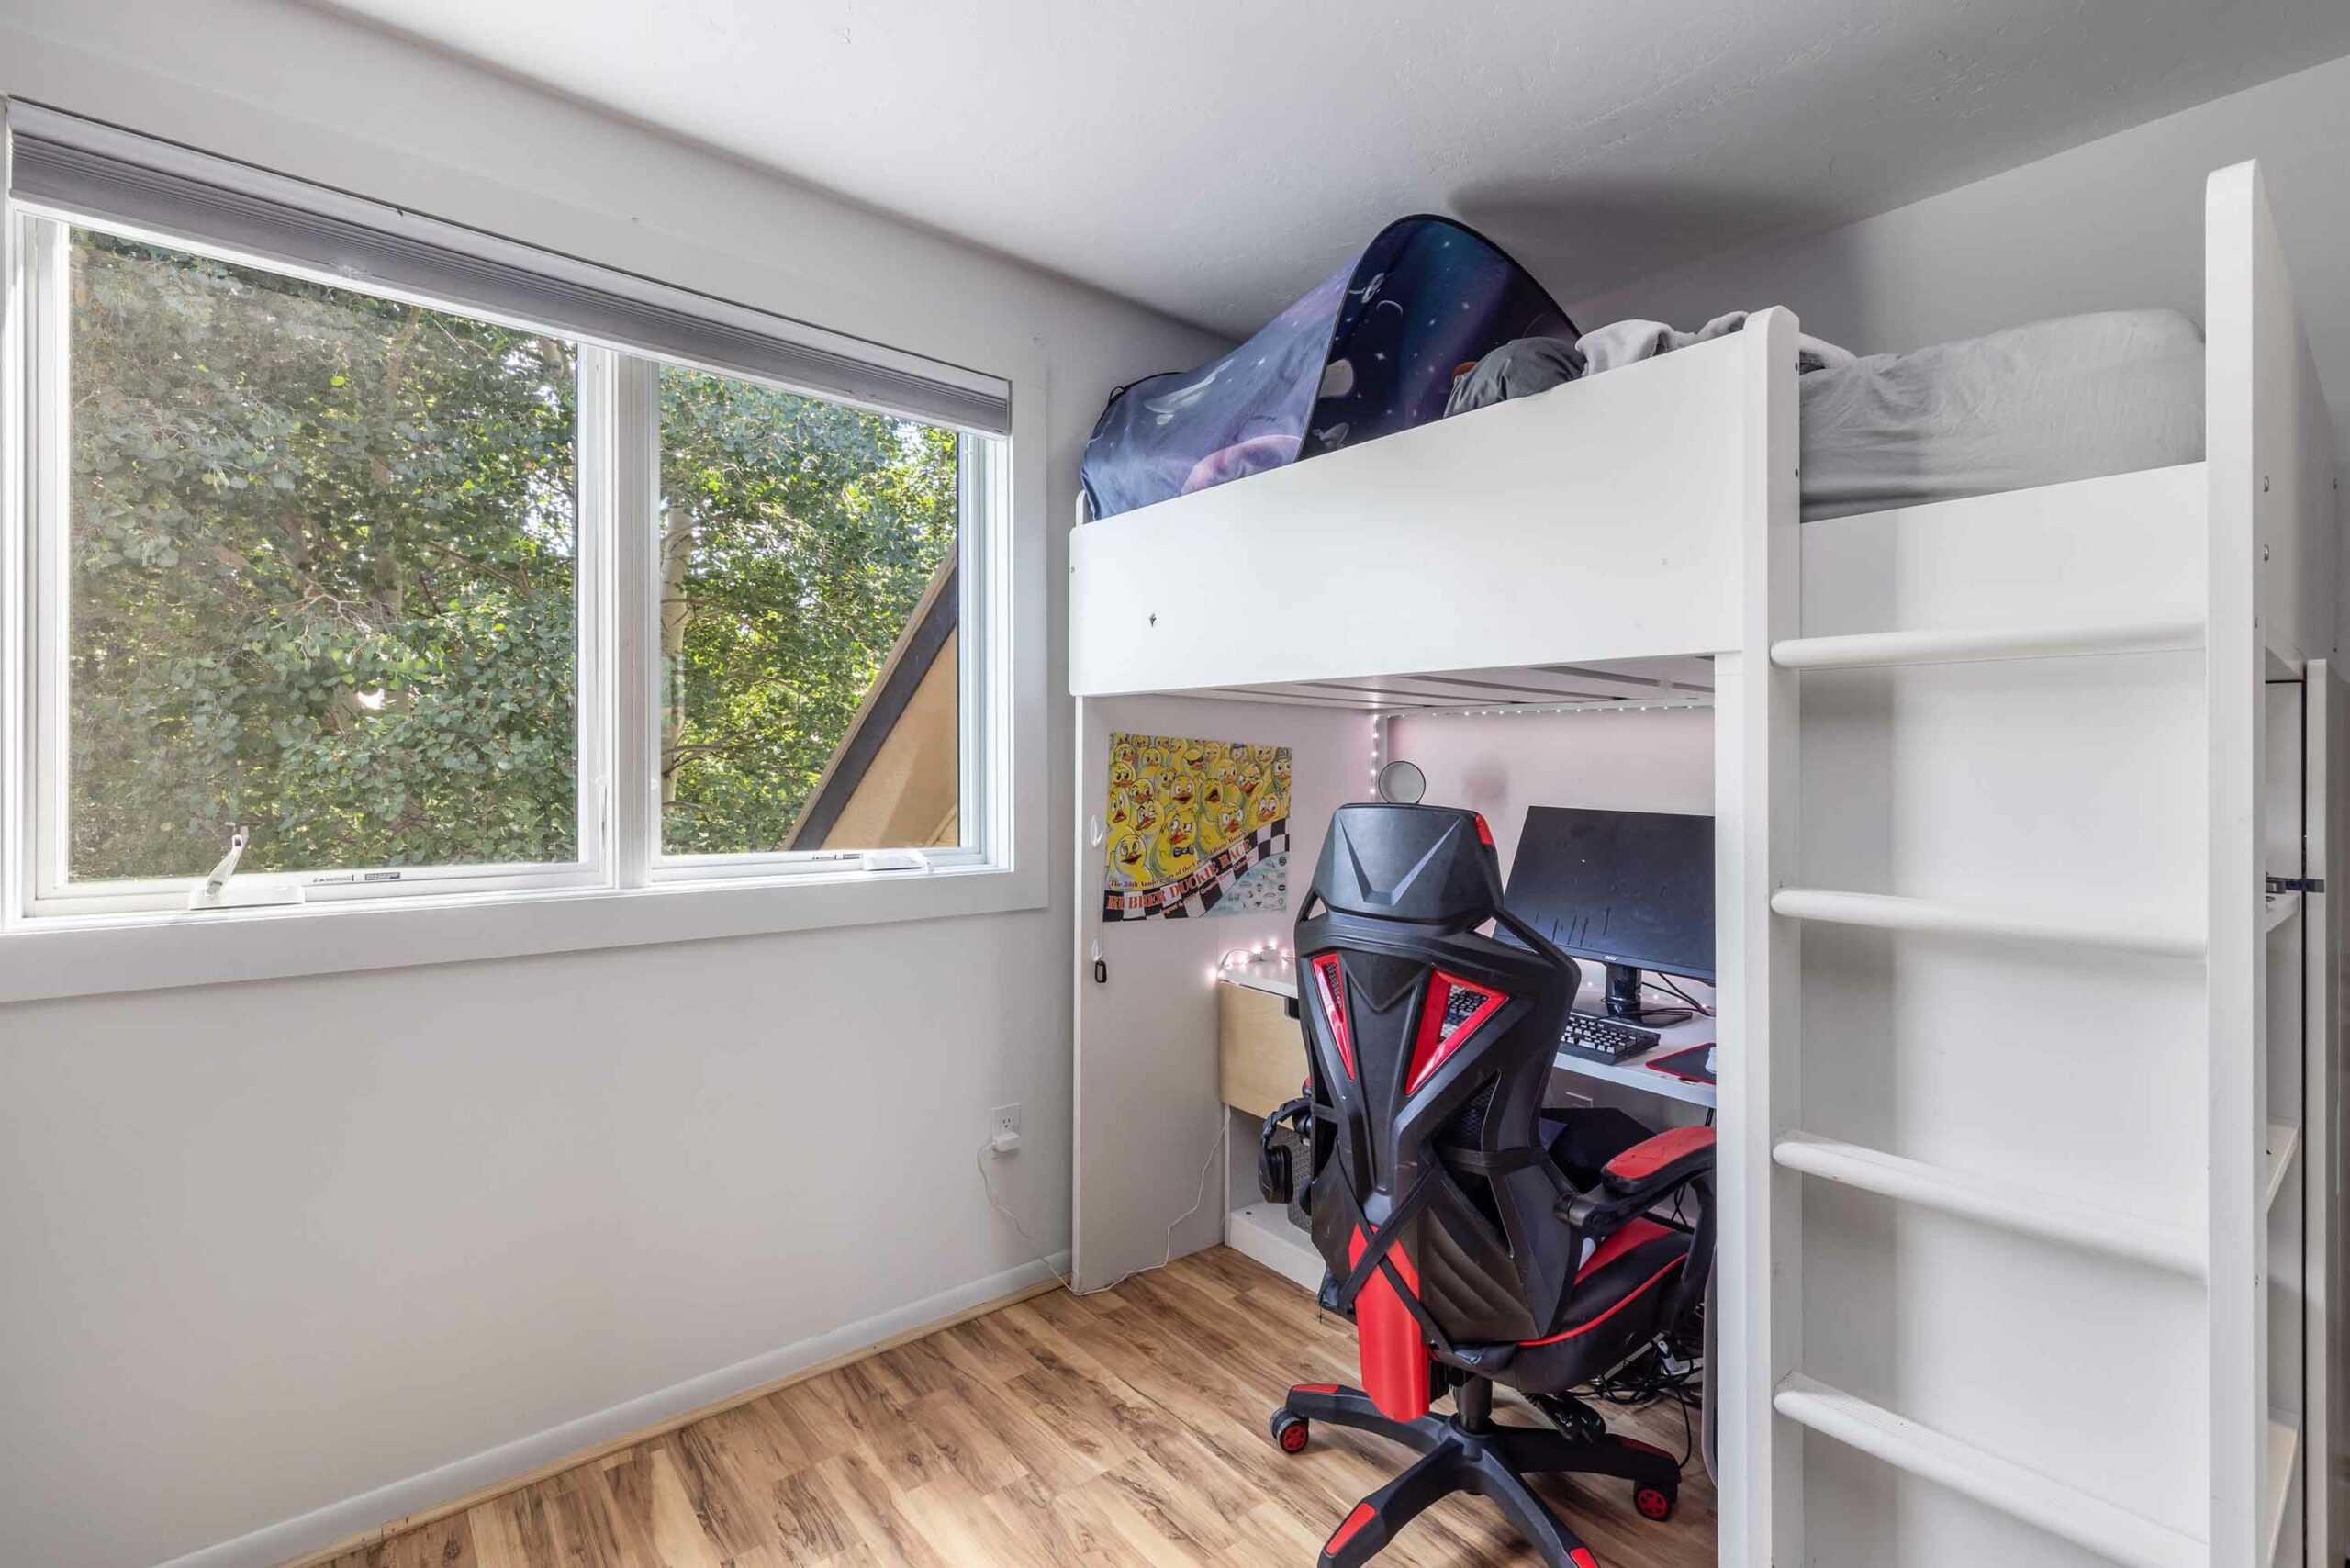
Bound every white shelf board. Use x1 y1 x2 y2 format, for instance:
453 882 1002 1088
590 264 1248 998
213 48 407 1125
2265 1413 2300 1565
2265 1121 2301 1213
1226 1201 1322 1293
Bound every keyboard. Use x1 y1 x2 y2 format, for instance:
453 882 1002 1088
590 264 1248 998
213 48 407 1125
1557 1012 1662 1065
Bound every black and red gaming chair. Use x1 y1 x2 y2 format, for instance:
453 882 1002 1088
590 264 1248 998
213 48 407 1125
1261 803 1714 1568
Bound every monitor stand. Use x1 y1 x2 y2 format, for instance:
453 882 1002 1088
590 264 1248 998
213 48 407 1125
1602 962 1647 1019
1579 969 1692 1029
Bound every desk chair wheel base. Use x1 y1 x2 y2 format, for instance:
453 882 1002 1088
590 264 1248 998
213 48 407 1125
1278 1380 1678 1568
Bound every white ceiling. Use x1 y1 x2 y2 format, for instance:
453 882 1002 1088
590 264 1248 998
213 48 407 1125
311 0 2350 338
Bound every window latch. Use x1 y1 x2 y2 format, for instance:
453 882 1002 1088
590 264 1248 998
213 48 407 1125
2268 875 2326 895
858 848 933 874
187 825 305 911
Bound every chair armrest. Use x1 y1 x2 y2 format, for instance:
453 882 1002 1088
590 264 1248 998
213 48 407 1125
1556 1125 1715 1233
1601 1126 1714 1194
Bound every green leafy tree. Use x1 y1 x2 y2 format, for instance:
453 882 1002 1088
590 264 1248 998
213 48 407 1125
657 367 956 855
64 230 953 882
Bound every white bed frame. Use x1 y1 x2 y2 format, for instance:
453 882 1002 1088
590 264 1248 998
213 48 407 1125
1068 162 2343 1568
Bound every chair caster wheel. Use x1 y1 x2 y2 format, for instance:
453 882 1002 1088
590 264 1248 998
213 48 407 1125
1634 1484 1676 1522
1270 1410 1311 1454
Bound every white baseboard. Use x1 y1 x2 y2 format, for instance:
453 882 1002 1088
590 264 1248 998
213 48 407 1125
156 1250 1071 1568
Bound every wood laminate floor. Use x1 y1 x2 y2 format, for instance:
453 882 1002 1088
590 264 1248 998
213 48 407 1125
319 1247 1715 1568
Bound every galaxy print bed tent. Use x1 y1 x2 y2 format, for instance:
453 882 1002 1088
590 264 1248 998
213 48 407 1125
1080 216 1574 520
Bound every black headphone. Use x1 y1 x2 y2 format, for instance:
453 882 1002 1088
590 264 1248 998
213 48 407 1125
1258 1094 1314 1207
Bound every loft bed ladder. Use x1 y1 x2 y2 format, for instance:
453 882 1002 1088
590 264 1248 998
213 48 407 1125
1723 164 2338 1568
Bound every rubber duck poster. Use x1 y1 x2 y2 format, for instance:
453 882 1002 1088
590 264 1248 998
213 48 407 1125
1102 733 1292 921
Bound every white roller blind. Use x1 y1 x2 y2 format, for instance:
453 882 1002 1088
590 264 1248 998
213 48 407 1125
5 100 1013 433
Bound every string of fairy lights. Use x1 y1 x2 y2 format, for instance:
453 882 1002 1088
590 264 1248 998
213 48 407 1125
1205 697 1712 989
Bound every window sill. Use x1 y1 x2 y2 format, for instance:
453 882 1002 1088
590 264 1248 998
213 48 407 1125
0 857 1046 1004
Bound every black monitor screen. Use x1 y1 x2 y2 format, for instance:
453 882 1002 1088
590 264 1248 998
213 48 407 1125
1502 806 1714 982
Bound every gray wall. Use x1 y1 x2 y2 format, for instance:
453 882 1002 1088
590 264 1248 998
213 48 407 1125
0 5 1225 1565
1569 50 2350 455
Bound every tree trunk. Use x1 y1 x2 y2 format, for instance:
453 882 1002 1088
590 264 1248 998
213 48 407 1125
658 511 696 812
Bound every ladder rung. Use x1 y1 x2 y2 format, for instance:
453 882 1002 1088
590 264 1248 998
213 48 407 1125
2265 1121 2300 1213
1773 1133 2203 1277
1771 887 2204 958
1771 618 2202 670
1773 1374 2206 1568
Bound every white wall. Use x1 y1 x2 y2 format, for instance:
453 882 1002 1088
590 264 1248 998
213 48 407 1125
0 6 1226 1566
1390 707 1715 874
1568 49 2350 457
1386 706 1717 1130
1069 694 1372 1291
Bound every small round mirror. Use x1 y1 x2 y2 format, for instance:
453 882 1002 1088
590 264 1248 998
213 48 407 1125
1376 759 1427 805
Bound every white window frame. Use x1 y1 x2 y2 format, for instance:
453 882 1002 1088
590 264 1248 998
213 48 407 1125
16 211 621 917
625 359 1010 890
0 107 1034 986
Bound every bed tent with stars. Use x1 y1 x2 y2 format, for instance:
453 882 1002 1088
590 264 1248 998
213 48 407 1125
1078 215 1575 521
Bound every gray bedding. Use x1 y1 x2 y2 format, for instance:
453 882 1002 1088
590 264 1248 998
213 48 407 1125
1446 308 2207 521
1796 308 2205 521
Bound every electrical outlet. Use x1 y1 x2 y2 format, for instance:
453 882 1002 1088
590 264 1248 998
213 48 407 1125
989 1103 1024 1156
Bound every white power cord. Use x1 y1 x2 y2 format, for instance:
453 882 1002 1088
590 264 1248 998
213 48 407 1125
977 1138 1069 1292
1155 1114 1229 1275
975 1111 1227 1298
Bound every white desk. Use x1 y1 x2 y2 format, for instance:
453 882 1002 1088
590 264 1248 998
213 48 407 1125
1215 965 1717 1111
1553 980 1717 1110
1218 963 1299 1002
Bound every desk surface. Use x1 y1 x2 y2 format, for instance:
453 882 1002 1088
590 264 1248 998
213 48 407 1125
1214 967 1718 1110
1555 980 1717 1109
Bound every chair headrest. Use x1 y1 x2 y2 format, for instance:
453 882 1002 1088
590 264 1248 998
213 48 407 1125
1310 803 1502 925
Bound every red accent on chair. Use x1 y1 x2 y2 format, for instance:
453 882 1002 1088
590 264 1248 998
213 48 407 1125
1574 1218 1675 1282
1473 813 1494 846
1349 1226 1430 1422
1521 1257 1687 1346
1602 1124 1715 1184
1311 954 1356 1080
1292 1383 1341 1395
1325 1502 1378 1558
1403 970 1506 1093
1569 1550 1600 1568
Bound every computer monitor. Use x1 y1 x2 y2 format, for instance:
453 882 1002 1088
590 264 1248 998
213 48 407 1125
1502 805 1714 1022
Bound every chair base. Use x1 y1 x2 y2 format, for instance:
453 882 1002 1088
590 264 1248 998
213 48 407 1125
1273 1380 1680 1568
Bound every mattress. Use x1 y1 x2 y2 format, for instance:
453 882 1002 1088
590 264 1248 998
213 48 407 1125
1797 308 2205 521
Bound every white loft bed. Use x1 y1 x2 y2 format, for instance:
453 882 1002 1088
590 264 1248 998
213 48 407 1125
1067 162 2344 1568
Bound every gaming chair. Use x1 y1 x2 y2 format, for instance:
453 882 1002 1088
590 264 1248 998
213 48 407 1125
1259 803 1715 1568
